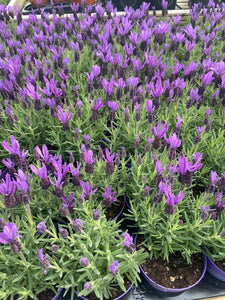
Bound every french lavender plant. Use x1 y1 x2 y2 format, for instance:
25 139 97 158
0 218 63 300
48 205 147 300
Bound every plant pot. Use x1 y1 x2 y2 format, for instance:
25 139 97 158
52 288 63 300
154 0 176 10
29 0 50 8
139 253 207 297
108 195 126 222
67 0 95 4
110 0 141 11
207 256 225 282
74 282 133 300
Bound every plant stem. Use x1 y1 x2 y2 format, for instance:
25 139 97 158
10 208 14 223
26 204 33 224
19 251 27 264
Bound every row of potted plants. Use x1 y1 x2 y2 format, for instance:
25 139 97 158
1 0 225 299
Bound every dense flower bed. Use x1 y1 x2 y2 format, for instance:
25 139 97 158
0 1 225 299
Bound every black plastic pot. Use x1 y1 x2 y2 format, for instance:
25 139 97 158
190 0 208 7
109 0 142 11
154 0 176 10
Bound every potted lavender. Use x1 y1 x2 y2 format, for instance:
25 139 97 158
0 219 63 300
36 206 147 300
126 146 209 294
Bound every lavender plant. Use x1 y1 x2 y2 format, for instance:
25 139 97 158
47 205 147 300
0 219 62 300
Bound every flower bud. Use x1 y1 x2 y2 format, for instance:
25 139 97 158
52 244 59 252
36 221 47 234
72 219 83 233
80 257 89 267
84 282 93 291
59 227 69 238
93 209 100 220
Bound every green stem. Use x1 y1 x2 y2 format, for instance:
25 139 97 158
10 208 14 223
26 204 33 224
19 251 27 264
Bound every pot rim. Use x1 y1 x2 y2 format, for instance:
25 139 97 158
74 281 134 300
134 233 207 292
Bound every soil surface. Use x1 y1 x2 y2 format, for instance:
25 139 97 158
7 289 57 300
214 259 225 272
28 289 57 300
105 197 124 221
136 236 205 289
141 252 204 289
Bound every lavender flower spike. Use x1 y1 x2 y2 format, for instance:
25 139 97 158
37 248 50 275
84 149 97 174
0 173 17 208
164 187 184 215
122 233 135 253
103 148 115 175
108 101 119 121
80 257 89 267
109 260 119 276
37 221 47 234
102 185 117 208
2 135 20 157
30 163 50 190
72 219 83 232
0 223 23 254
79 180 97 201
54 105 73 131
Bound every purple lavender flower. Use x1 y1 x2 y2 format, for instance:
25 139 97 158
26 81 42 110
109 260 119 277
143 186 151 197
145 100 155 123
2 135 28 166
164 187 184 215
80 257 89 267
37 248 50 275
216 192 225 210
0 223 22 254
72 219 83 233
84 282 93 291
102 77 114 102
201 206 210 221
69 162 81 187
90 98 103 121
34 145 53 170
177 153 203 186
174 115 183 137
103 148 115 175
154 160 166 186
93 209 100 220
166 133 181 161
102 185 117 208
61 193 75 216
79 180 97 201
30 163 50 190
84 150 97 174
152 121 168 149
108 101 119 121
49 166 64 198
37 221 47 234
2 158 15 176
54 105 73 131
205 171 220 194
15 170 28 193
0 173 17 208
122 233 135 253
